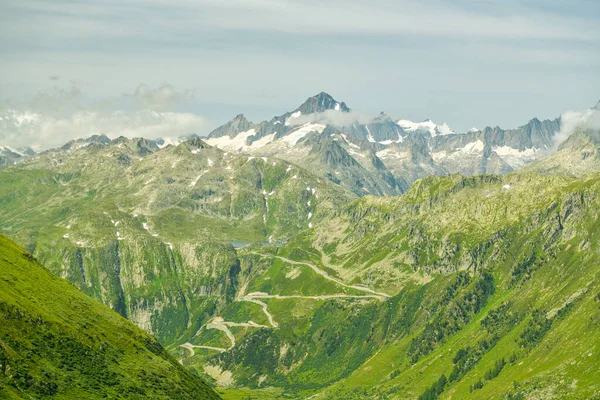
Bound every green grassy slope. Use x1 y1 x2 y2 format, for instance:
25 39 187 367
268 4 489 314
183 171 600 399
0 234 220 399
0 138 355 347
3 134 600 399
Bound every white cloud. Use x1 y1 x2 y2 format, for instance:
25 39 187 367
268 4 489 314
94 0 598 41
1 1 599 136
286 109 383 128
553 107 600 148
0 83 209 150
1 109 208 150
123 83 192 111
4 1 598 50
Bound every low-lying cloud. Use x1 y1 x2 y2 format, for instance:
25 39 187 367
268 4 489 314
553 105 600 148
286 109 386 128
0 83 209 150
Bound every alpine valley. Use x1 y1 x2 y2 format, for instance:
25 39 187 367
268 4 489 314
1 93 600 399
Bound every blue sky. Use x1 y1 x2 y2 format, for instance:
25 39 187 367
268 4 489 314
1 0 599 147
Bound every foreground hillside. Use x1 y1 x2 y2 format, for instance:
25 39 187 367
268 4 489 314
0 234 220 399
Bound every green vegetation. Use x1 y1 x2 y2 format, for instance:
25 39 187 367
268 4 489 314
418 374 447 400
0 234 220 399
2 135 600 399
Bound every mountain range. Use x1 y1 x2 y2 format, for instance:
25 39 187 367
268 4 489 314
204 92 565 195
1 93 599 399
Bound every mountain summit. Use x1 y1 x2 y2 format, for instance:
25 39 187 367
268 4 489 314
296 92 350 114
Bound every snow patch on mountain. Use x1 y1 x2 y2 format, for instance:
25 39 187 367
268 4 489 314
0 145 25 156
432 140 485 162
280 123 326 145
206 129 260 153
156 137 186 149
253 133 277 148
376 148 409 160
462 140 485 154
379 137 403 145
397 119 454 136
365 126 375 143
493 146 539 169
340 134 360 149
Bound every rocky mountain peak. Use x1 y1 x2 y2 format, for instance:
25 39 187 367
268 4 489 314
186 136 211 149
90 134 112 145
60 134 112 151
297 92 350 114
207 113 254 139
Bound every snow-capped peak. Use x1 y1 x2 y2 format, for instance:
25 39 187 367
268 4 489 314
396 119 454 137
468 127 479 133
0 144 35 157
437 123 454 136
0 145 19 154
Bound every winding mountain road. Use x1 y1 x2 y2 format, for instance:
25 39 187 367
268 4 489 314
180 252 391 356
238 297 279 328
250 253 391 299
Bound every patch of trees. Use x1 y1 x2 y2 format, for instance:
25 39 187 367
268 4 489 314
518 310 552 348
481 302 518 335
417 374 447 400
408 272 495 363
469 358 506 393
511 250 546 285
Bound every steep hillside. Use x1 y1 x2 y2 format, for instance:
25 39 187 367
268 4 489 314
181 170 600 399
0 136 354 347
0 234 220 399
1 114 599 399
527 128 600 177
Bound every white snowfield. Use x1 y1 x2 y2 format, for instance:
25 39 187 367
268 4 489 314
280 123 326 145
376 148 409 160
432 140 485 162
492 146 540 168
0 144 27 156
205 129 261 153
397 118 454 136
206 121 326 153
